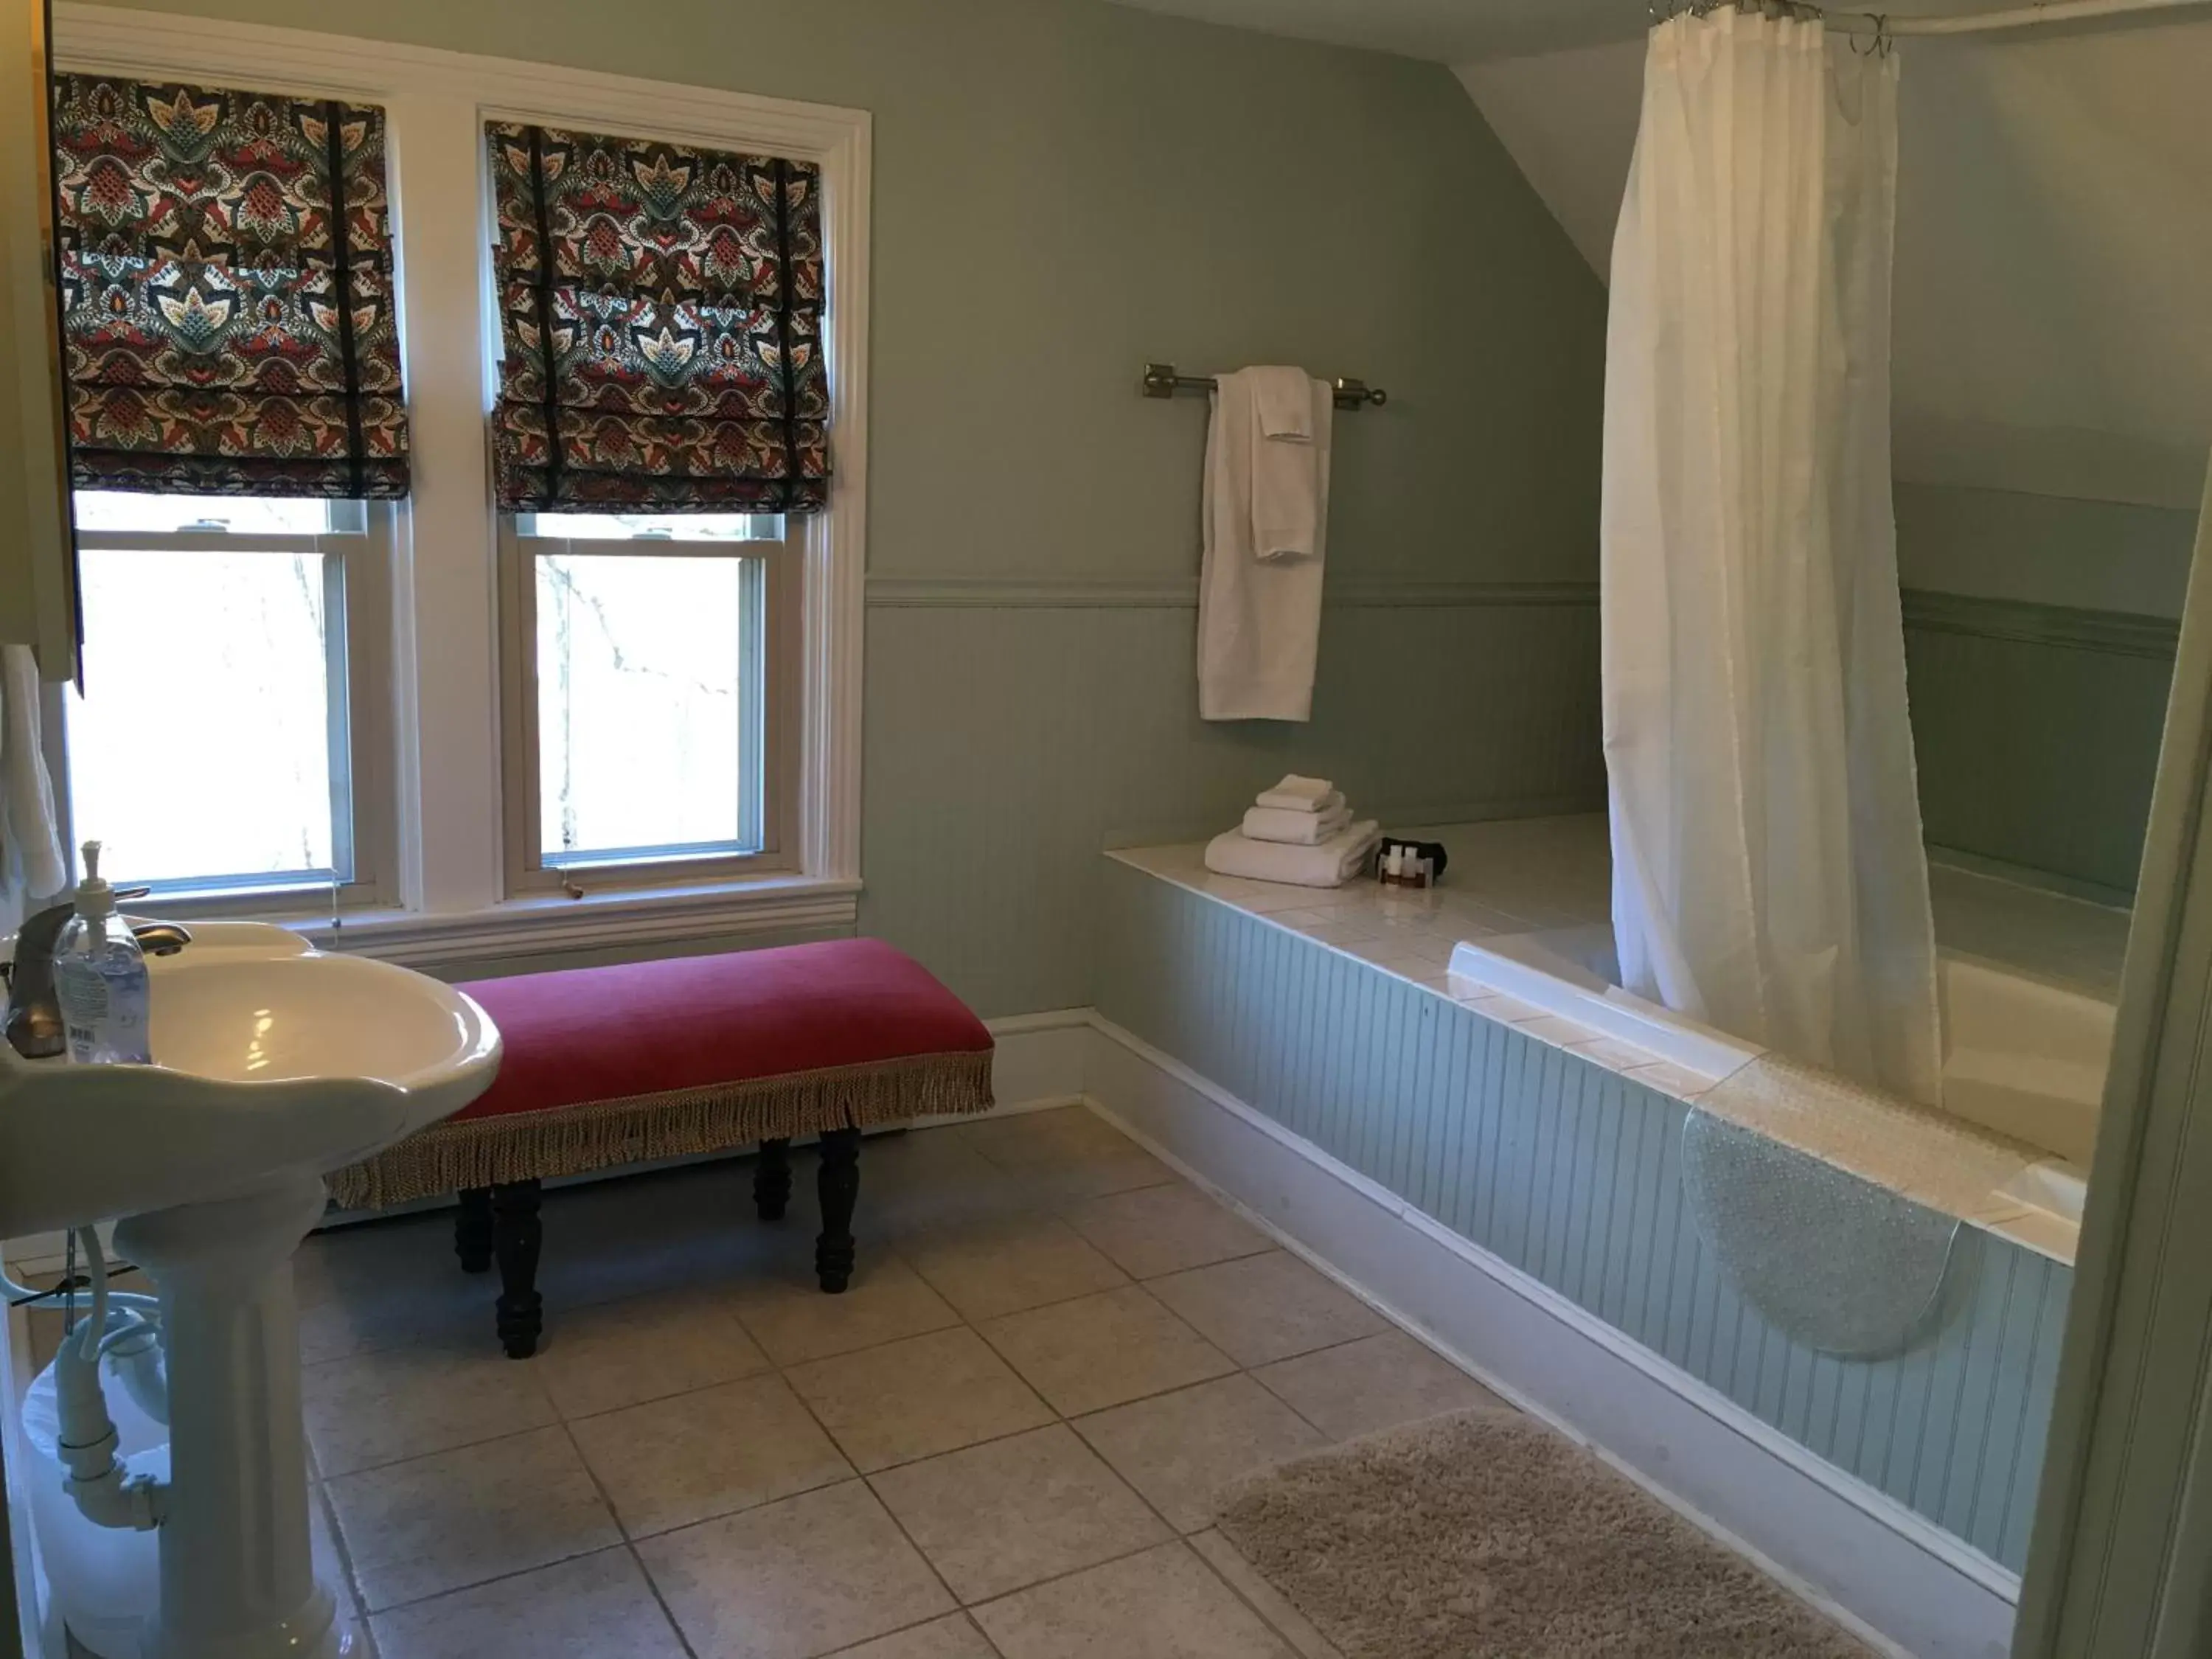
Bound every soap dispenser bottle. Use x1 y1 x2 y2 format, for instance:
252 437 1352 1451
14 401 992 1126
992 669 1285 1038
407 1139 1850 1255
53 841 151 1065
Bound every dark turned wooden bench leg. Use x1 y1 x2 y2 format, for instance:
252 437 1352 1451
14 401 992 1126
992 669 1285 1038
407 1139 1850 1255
455 1186 493 1273
492 1178 544 1359
754 1138 793 1220
815 1127 861 1294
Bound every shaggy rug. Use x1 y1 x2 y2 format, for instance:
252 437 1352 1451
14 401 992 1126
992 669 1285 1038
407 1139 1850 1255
1214 1409 1873 1658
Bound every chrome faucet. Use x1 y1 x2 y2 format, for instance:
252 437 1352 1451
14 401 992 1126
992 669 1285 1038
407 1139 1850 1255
4 892 191 1060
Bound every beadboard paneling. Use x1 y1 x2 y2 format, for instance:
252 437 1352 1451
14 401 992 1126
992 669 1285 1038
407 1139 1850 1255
1094 859 2071 1572
861 593 1604 1016
1905 595 2175 898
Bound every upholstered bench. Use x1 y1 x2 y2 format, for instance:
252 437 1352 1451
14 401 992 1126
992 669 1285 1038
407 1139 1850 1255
327 938 994 1357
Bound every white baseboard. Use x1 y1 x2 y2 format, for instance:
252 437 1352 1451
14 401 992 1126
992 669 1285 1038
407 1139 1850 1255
912 1009 1089 1125
1080 1012 2017 1659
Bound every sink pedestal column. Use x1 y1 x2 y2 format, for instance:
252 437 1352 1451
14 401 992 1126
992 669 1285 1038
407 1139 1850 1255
114 1170 358 1659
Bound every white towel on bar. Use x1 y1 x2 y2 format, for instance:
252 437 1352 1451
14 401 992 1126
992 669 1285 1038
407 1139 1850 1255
1254 774 1338 812
1204 820 1380 888
1242 803 1352 846
1249 365 1314 441
1199 370 1332 723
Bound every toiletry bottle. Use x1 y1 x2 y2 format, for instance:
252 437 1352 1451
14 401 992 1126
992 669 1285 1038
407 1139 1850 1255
53 841 151 1065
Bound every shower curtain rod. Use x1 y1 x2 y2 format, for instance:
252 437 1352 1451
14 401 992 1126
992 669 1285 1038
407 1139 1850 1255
1667 0 2211 35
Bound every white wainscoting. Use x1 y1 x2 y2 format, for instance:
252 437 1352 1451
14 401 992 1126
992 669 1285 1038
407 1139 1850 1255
1040 1006 2017 1659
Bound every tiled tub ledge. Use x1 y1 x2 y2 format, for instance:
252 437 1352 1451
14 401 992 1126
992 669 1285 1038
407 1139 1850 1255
1107 839 2078 1267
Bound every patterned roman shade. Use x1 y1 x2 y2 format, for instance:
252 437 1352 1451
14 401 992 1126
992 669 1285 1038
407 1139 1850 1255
486 122 829 514
50 75 408 498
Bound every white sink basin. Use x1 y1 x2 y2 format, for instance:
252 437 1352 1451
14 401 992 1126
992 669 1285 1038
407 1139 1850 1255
0 919 500 1238
0 919 501 1659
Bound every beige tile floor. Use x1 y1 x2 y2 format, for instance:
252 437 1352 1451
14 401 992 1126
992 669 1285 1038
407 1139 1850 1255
288 1105 1509 1659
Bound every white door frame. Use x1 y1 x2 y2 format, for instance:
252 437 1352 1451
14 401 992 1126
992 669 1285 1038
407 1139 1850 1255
2014 459 2212 1657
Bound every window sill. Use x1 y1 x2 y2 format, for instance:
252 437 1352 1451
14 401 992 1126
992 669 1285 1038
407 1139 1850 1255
280 872 862 973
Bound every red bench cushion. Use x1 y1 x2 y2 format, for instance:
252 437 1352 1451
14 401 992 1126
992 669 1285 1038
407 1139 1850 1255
325 938 994 1210
452 937 992 1123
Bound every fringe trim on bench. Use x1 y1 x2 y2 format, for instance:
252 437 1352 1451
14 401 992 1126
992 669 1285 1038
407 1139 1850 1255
327 1048 994 1211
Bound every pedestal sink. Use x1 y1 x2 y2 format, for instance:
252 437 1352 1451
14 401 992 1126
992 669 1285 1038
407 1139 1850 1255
0 921 500 1659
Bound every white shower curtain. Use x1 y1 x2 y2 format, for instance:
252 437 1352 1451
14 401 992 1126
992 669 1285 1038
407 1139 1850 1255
1603 9 1942 1105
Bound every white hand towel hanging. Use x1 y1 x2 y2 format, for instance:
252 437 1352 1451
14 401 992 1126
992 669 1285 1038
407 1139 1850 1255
1245 365 1321 560
0 644 66 934
1198 369 1333 722
1249 365 1314 442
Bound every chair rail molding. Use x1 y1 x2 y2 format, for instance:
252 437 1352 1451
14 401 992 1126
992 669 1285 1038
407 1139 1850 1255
863 574 1599 609
1900 588 2180 661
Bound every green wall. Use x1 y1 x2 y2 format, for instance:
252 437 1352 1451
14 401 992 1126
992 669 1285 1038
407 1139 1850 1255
1896 483 2194 619
99 0 1611 1014
1897 483 2194 899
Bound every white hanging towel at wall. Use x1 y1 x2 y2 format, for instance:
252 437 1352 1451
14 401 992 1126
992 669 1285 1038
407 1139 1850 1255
0 644 67 934
1603 10 1943 1105
1199 367 1333 721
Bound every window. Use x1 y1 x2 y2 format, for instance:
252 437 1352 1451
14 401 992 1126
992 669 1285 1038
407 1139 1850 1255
46 72 407 906
47 13 868 959
63 491 394 902
500 512 796 891
484 117 830 897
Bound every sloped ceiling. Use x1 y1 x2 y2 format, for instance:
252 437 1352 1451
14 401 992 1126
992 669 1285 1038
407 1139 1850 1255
1105 0 2212 509
1459 18 2212 508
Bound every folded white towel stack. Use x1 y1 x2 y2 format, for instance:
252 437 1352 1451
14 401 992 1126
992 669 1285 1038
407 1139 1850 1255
1242 804 1350 846
1206 776 1380 888
1206 821 1380 888
1254 773 1337 811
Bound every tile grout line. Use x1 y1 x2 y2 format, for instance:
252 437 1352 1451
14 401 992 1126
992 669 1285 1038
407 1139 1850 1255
626 1540 706 1659
310 1478 374 1641
351 1540 638 1631
757 1295 978 1626
554 1411 705 1659
1183 1530 1336 1659
813 1607 1007 1658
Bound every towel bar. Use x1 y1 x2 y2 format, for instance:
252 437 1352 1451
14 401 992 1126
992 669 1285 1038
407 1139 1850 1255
1141 361 1387 410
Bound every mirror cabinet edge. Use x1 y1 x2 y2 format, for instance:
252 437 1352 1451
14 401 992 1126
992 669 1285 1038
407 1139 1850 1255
1 0 79 687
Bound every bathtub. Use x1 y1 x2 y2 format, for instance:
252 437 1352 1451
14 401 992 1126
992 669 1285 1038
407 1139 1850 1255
1447 923 2111 1182
1939 953 2113 1167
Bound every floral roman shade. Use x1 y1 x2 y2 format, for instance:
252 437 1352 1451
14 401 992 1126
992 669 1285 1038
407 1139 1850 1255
50 75 409 498
486 123 829 515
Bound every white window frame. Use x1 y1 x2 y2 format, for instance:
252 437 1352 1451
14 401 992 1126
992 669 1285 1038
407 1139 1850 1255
50 5 869 967
498 515 800 895
60 499 400 911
